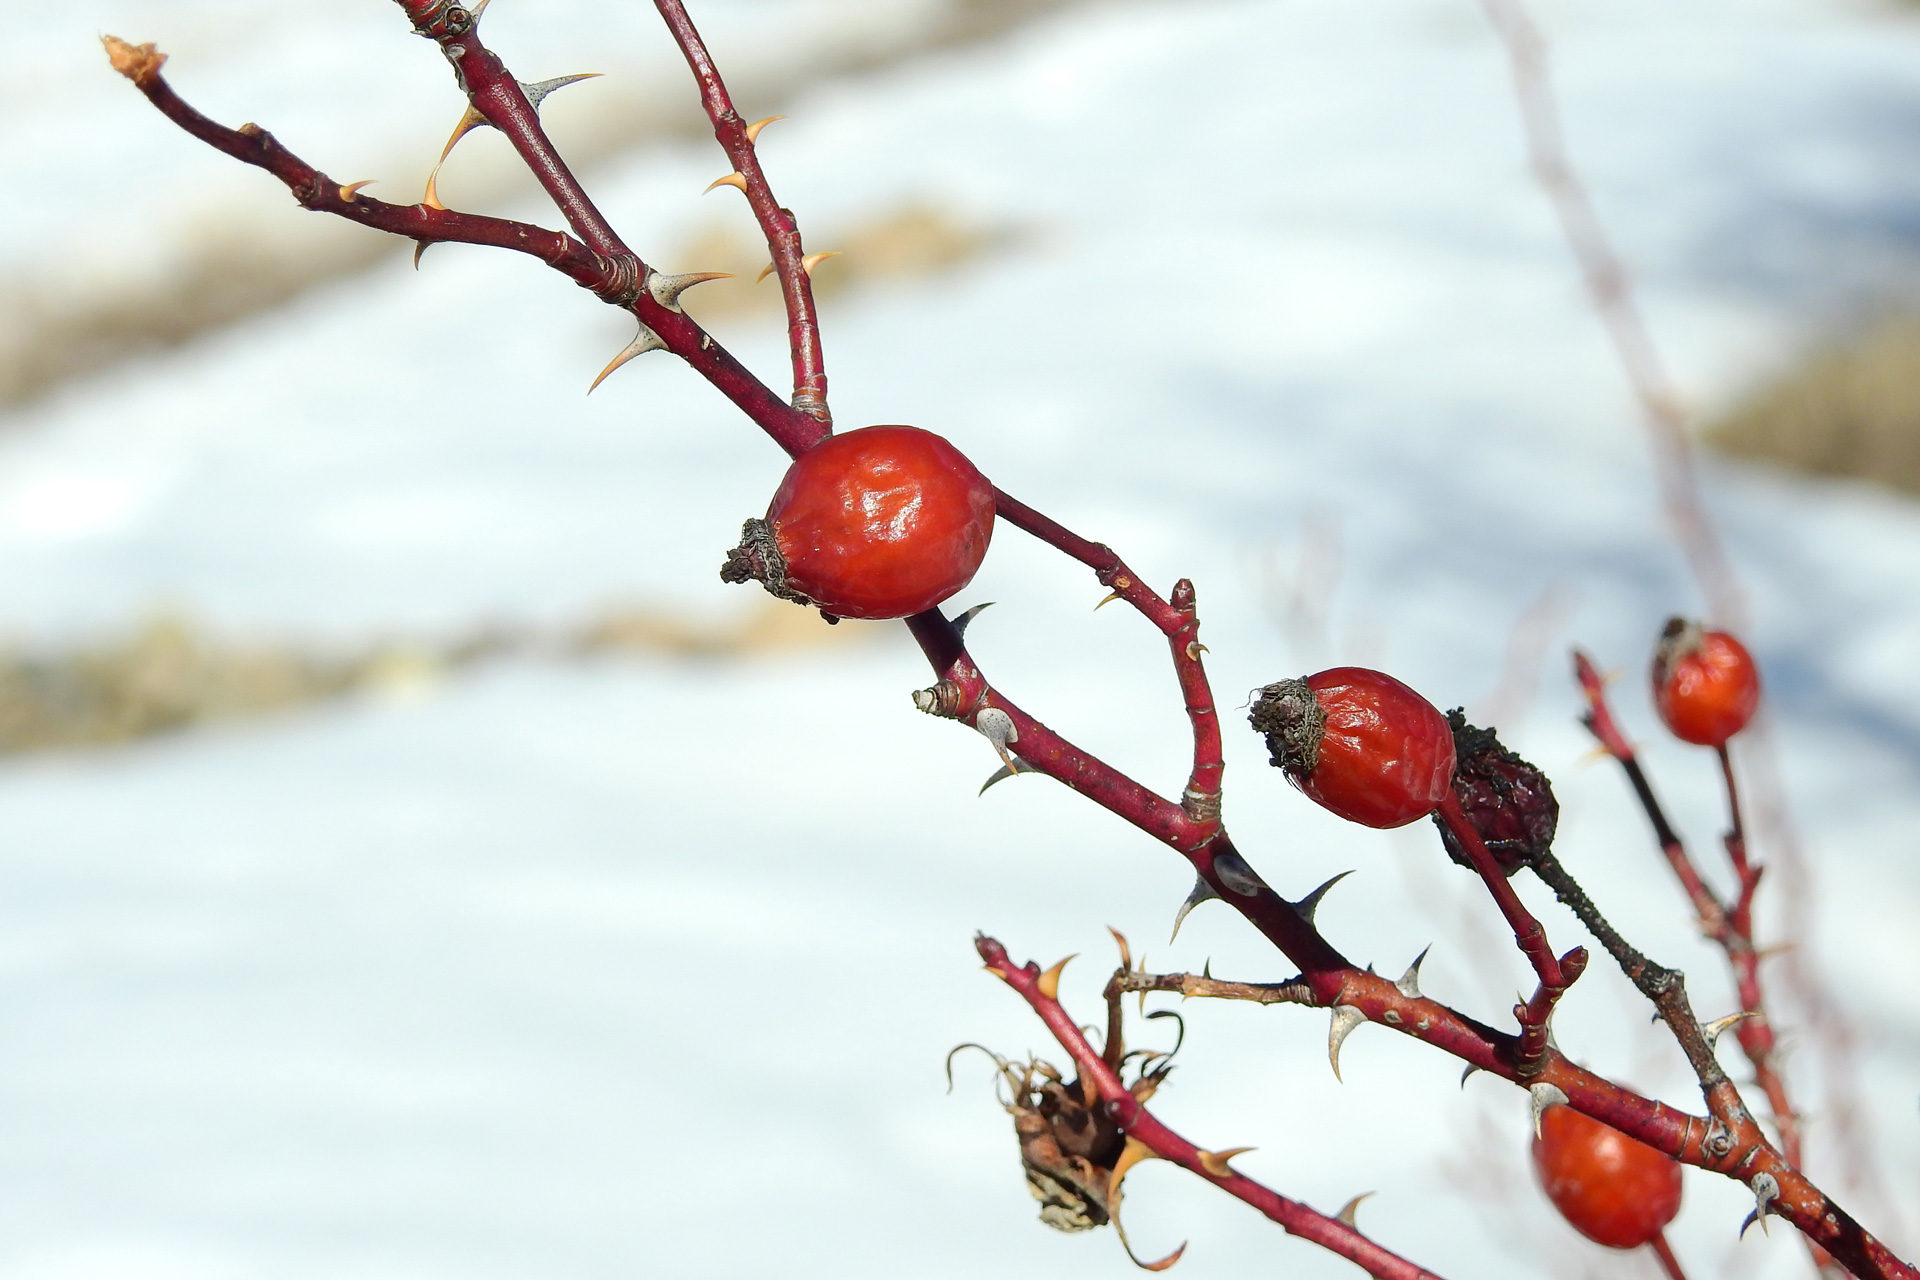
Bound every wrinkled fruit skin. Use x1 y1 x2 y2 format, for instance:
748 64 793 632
1651 617 1760 747
1435 710 1558 876
1533 1104 1682 1249
750 425 995 621
1251 667 1456 829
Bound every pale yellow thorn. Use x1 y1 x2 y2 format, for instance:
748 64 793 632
800 250 841 276
744 115 785 144
1036 953 1076 1002
588 325 667 394
1106 926 1133 973
1094 591 1123 610
1196 1147 1255 1179
1107 1137 1158 1195
705 171 749 194
755 262 778 284
1335 1192 1375 1228
338 180 376 203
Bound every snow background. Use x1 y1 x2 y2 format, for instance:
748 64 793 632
2 0 1919 1277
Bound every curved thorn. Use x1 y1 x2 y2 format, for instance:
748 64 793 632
412 240 433 270
1395 945 1431 1000
1528 1082 1570 1139
978 758 1023 795
1196 1147 1254 1179
1460 1063 1479 1088
1107 926 1133 973
952 601 995 640
423 105 488 210
1170 876 1221 943
470 0 492 20
1109 1137 1157 1196
588 325 667 393
519 71 602 112
339 179 376 202
1328 1005 1366 1082
1335 1191 1375 1228
1741 1172 1780 1237
800 250 841 276
744 114 785 144
646 270 732 313
705 171 749 194
1037 955 1076 1002
1292 870 1354 923
1201 958 1212 981
1094 590 1124 610
754 262 777 283
1702 1010 1759 1047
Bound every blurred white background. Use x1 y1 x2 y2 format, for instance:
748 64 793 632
2 1 1919 1277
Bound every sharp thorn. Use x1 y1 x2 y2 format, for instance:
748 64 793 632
1169 876 1221 943
646 269 732 313
1108 1137 1156 1196
1702 1010 1759 1047
1528 1082 1570 1139
519 71 602 112
1202 958 1212 980
1037 954 1076 1002
952 601 995 640
800 250 841 276
1291 870 1355 923
755 262 777 283
1106 926 1133 973
1739 1172 1779 1238
1212 850 1264 897
587 324 667 393
1094 591 1124 610
1327 1005 1366 1082
338 179 376 202
978 759 1024 795
705 171 749 194
470 0 492 20
744 114 785 144
1335 1192 1375 1228
1460 1063 1479 1088
412 240 432 270
422 167 449 211
1395 945 1431 1000
1196 1147 1254 1179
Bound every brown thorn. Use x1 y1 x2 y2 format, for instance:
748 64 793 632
744 114 785 144
1079 1070 1101 1109
412 240 432 270
705 172 749 194
1037 954 1076 1002
1336 1191 1375 1228
1107 926 1134 974
1196 1147 1254 1179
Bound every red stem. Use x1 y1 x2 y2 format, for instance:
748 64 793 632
978 935 1452 1280
653 0 832 425
1648 1231 1689 1280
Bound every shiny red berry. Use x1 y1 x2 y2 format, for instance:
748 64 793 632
1250 667 1456 828
1532 1104 1682 1248
720 424 995 621
1651 617 1760 747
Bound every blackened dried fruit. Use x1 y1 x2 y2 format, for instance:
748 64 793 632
1434 710 1558 876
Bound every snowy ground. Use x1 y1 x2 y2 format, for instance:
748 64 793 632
3 0 1920 1277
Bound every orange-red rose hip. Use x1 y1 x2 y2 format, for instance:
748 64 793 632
721 424 995 621
1532 1103 1682 1248
1651 617 1760 747
1250 667 1455 828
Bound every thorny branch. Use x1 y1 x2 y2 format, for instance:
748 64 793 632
102 9 1918 1278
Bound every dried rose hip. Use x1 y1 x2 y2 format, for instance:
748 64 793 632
1434 711 1558 876
1533 1103 1683 1249
721 424 995 621
1250 667 1455 828
1651 617 1760 747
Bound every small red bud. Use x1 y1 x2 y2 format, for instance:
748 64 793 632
1250 667 1455 829
1651 617 1760 748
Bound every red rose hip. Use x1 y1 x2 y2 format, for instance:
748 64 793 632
1532 1103 1682 1249
1249 667 1455 828
721 424 996 621
1651 617 1760 747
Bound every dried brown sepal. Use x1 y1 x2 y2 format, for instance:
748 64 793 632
1248 677 1326 775
718 517 815 608
102 36 167 87
1432 710 1557 877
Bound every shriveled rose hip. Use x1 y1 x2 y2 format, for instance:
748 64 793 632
1249 667 1455 828
721 424 995 621
1651 617 1760 747
1533 1103 1683 1249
